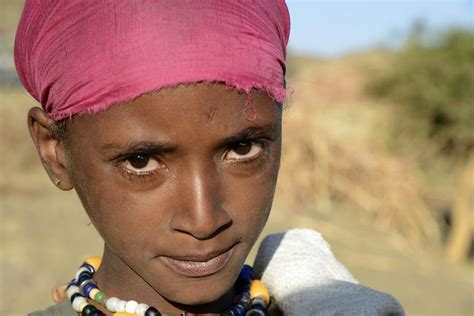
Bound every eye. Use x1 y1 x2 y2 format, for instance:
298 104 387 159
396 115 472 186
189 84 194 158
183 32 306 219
122 154 161 174
225 142 263 160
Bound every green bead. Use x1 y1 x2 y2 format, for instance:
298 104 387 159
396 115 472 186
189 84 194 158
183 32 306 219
94 291 107 304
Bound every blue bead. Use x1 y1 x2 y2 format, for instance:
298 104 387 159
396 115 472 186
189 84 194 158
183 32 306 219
145 306 162 316
250 302 266 310
239 265 253 280
245 309 266 316
81 305 97 316
83 283 98 297
238 284 250 293
79 279 95 296
79 270 93 277
239 293 251 305
235 282 249 292
78 271 93 280
229 304 246 315
77 273 92 284
233 304 246 316
224 310 237 316
81 304 105 316
250 297 266 309
81 263 96 274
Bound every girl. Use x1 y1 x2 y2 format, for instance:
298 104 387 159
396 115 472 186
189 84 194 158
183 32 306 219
15 1 404 315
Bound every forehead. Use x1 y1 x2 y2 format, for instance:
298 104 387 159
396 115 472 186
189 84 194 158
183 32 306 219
67 84 281 146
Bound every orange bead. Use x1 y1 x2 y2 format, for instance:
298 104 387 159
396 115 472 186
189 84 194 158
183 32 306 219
84 256 102 271
249 280 270 305
113 313 135 316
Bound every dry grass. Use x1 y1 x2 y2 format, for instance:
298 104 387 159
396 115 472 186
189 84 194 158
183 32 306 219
276 53 442 249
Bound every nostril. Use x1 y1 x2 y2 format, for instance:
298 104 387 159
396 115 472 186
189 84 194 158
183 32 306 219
190 217 233 240
170 208 233 240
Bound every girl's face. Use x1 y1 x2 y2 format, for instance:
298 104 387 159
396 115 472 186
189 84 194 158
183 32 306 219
63 84 282 310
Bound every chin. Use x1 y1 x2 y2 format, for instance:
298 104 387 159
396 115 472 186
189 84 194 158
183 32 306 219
159 260 242 308
180 288 226 305
158 276 235 313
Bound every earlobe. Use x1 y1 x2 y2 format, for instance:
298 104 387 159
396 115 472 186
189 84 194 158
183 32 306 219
27 107 74 191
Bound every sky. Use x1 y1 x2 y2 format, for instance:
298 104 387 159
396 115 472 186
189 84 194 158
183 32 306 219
286 0 473 57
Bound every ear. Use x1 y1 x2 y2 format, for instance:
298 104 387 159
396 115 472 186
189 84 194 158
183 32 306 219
27 107 74 190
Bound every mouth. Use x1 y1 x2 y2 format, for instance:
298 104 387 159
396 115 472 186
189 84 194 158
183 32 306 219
158 244 237 278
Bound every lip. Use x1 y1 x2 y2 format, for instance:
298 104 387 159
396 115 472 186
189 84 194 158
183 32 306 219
159 244 236 278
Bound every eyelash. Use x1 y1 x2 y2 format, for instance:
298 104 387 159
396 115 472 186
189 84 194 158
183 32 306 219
225 139 270 165
116 154 163 183
120 167 157 182
115 138 271 182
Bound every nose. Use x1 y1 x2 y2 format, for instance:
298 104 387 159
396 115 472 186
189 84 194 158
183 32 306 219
169 162 232 240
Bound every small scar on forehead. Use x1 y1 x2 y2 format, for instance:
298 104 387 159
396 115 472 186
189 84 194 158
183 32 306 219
206 106 217 123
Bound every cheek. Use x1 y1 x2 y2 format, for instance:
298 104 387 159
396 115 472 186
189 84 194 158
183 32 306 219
69 156 167 256
222 153 281 236
77 185 172 263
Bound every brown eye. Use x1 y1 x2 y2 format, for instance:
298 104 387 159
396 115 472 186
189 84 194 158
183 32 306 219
225 142 263 161
123 154 160 173
233 142 252 155
129 155 149 168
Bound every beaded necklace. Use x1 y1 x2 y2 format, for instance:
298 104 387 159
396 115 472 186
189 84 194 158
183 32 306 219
65 257 270 316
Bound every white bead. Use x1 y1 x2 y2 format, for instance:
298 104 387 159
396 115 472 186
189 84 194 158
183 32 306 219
106 296 120 312
136 303 149 316
116 300 127 312
125 300 139 313
89 288 99 299
75 267 90 280
72 296 87 311
78 301 88 311
66 285 79 299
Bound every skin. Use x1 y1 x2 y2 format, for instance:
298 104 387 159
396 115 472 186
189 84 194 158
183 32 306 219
28 83 282 315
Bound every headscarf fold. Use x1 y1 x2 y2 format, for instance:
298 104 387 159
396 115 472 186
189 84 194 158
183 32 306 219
15 0 290 120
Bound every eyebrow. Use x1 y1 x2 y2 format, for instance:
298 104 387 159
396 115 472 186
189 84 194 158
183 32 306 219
215 124 279 149
99 123 278 157
99 141 175 157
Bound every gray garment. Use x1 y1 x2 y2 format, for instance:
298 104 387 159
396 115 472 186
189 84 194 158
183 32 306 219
253 229 405 316
28 300 75 316
29 229 404 316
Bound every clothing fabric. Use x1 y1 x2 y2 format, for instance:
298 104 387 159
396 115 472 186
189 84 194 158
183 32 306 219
15 0 290 120
253 229 405 315
29 229 404 316
29 300 75 316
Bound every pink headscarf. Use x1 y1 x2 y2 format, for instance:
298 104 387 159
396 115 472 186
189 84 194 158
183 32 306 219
15 0 290 120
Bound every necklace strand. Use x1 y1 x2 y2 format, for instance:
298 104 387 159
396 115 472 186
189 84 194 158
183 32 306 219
65 257 270 316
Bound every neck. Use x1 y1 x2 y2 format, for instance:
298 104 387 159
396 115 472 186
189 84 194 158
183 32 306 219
94 246 235 315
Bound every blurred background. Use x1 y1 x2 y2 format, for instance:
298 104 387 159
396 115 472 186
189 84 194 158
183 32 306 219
1 0 473 315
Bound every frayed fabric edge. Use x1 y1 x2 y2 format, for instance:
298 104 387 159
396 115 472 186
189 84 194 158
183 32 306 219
49 79 286 121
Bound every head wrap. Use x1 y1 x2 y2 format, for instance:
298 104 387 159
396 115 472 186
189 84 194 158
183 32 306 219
15 0 290 120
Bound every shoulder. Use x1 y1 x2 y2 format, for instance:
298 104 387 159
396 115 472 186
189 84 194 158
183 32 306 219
28 300 76 316
254 229 405 315
277 279 405 315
